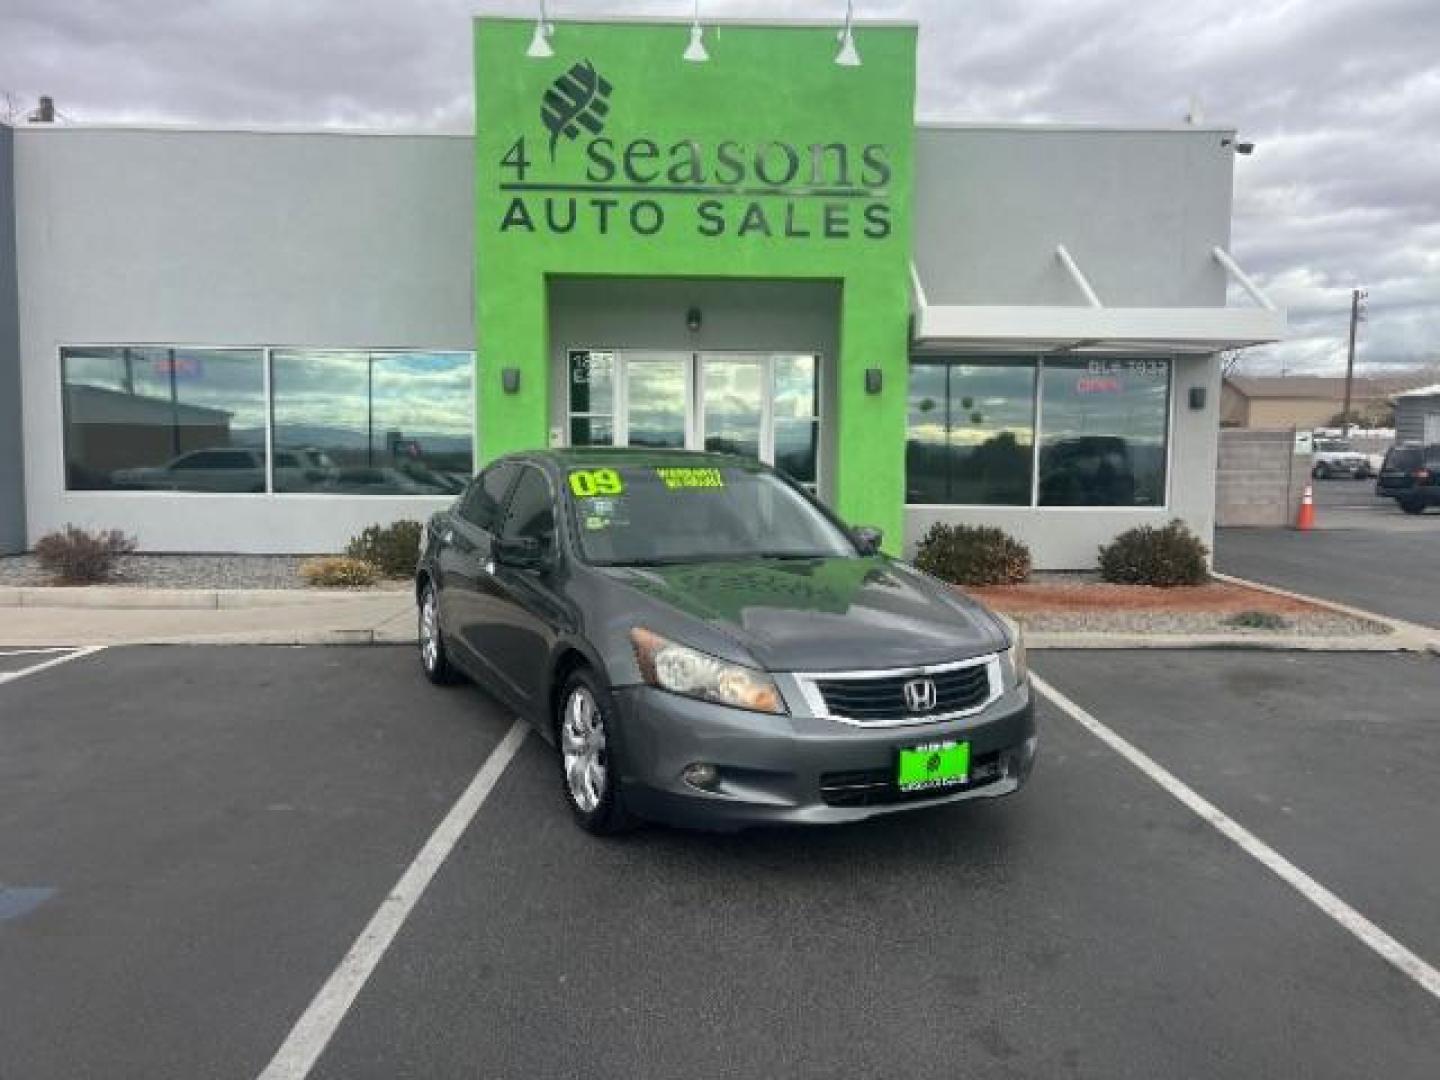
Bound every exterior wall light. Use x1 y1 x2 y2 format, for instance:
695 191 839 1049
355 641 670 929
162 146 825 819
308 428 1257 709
865 368 883 394
835 1 862 67
502 367 522 393
526 0 554 58
686 307 703 333
683 1 710 62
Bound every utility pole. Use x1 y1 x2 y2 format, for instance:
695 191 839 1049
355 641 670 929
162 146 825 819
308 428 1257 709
1342 287 1367 432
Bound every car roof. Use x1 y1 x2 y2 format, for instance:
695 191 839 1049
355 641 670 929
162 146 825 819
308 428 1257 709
500 448 772 473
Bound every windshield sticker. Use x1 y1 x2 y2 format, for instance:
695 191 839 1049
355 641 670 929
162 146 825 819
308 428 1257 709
568 468 624 498
655 466 725 490
581 496 628 532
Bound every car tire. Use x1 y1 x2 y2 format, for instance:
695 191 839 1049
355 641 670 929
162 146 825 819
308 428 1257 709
1400 498 1426 515
557 668 637 836
1313 463 1330 480
418 580 462 685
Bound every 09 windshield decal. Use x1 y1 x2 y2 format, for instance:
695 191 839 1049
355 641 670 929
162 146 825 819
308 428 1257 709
568 468 624 498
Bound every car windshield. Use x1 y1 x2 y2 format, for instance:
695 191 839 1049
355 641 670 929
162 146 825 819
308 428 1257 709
1316 440 1353 452
564 463 857 566
1385 446 1424 469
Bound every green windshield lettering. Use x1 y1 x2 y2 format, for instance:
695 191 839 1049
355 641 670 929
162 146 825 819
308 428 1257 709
655 467 725 490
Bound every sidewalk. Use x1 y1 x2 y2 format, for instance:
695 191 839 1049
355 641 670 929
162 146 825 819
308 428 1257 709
0 587 415 646
2 577 1434 653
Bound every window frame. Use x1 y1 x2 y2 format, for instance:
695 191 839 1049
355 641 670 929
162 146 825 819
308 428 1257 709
57 343 476 498
905 353 1175 511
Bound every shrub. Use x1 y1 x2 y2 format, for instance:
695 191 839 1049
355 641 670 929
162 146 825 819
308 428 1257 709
345 520 424 579
913 523 1031 586
33 525 136 584
300 556 380 589
1097 519 1209 587
1224 610 1291 630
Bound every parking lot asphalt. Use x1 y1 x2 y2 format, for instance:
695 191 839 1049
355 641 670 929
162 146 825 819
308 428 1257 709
1217 480 1438 629
2 645 1438 1079
0 646 507 1080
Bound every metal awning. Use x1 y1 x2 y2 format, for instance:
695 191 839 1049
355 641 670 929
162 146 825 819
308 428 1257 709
911 246 1287 355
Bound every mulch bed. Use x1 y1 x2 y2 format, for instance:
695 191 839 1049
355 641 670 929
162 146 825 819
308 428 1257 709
958 578 1390 637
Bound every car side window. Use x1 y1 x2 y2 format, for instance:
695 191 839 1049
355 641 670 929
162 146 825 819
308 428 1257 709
501 467 555 549
460 463 520 532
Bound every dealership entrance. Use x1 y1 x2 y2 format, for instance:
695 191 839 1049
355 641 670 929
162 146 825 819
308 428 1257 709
564 349 821 484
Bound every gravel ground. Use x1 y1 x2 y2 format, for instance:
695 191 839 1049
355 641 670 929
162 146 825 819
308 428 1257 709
0 554 404 590
1007 608 1390 637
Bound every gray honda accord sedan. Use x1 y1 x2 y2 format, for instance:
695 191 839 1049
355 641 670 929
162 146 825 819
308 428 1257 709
415 449 1036 834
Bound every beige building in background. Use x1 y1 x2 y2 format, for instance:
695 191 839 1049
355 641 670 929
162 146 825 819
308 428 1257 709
1221 375 1427 428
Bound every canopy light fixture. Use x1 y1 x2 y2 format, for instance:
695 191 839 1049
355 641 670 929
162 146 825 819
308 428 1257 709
835 1 861 67
526 0 554 58
684 1 710 62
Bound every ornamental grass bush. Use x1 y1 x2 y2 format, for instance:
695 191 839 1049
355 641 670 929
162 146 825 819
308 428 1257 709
33 525 137 584
1097 518 1209 587
299 555 380 589
345 520 424 579
912 523 1032 586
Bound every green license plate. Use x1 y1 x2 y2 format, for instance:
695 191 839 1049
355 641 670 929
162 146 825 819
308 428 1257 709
896 741 970 792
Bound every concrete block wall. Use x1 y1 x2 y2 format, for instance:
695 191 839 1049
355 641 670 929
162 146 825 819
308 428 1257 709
1215 429 1306 527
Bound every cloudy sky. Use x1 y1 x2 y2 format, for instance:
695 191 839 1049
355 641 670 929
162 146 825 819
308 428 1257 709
4 0 1437 377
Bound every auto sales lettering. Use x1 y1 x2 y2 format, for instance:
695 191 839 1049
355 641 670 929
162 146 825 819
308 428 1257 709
496 60 893 243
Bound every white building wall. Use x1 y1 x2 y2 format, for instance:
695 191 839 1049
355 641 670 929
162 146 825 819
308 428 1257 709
15 127 474 552
906 124 1237 568
13 123 1247 565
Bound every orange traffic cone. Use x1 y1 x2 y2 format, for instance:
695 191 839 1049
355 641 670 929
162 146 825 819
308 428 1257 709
1295 484 1316 531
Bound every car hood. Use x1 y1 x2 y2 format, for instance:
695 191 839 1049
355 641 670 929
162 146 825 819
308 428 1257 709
600 557 1008 672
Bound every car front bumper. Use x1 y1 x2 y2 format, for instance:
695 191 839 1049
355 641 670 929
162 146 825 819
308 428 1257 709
609 682 1037 830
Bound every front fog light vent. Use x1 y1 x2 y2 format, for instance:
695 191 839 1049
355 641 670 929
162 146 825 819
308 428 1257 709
683 763 719 790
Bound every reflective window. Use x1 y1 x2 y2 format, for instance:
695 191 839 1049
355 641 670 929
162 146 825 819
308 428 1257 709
61 347 267 492
568 350 616 447
460 462 520 532
772 354 819 486
501 467 555 548
906 361 1036 505
270 350 473 495
1038 359 1170 506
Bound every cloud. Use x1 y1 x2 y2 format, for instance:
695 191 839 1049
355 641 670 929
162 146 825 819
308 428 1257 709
3 0 1436 375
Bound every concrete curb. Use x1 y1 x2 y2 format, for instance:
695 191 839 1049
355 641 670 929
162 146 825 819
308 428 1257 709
0 586 408 610
1210 571 1440 654
1027 632 1406 652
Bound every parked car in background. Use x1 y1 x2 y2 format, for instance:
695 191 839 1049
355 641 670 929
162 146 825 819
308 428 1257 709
1312 439 1373 479
1375 444 1440 514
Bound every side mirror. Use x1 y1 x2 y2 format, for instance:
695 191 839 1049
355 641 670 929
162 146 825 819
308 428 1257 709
494 536 545 570
853 526 884 555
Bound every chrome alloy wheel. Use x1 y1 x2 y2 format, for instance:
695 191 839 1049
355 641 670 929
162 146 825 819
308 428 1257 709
561 686 608 813
420 587 440 672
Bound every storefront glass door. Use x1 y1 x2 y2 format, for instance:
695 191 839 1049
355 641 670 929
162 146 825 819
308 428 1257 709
566 349 819 485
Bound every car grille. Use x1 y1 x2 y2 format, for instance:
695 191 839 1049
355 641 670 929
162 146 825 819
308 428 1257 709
812 661 993 723
819 751 1005 808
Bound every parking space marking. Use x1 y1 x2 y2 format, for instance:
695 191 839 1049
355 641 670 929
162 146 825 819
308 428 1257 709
0 647 76 656
256 718 530 1080
1033 674 1440 1002
0 646 105 686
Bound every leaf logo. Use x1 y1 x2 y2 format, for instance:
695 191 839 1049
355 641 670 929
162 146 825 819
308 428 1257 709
541 60 613 160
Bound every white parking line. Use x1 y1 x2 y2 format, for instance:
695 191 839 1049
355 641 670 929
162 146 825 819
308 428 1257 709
1032 674 1440 1003
0 647 76 657
0 646 106 686
256 719 530 1080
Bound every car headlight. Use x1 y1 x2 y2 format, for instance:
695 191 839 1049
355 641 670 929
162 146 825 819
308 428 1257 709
1002 625 1029 688
630 628 786 715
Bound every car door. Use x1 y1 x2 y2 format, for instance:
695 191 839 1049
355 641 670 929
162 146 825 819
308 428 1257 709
439 462 520 675
472 464 569 715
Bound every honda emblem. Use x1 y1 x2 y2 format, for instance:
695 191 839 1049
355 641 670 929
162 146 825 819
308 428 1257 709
903 678 937 713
